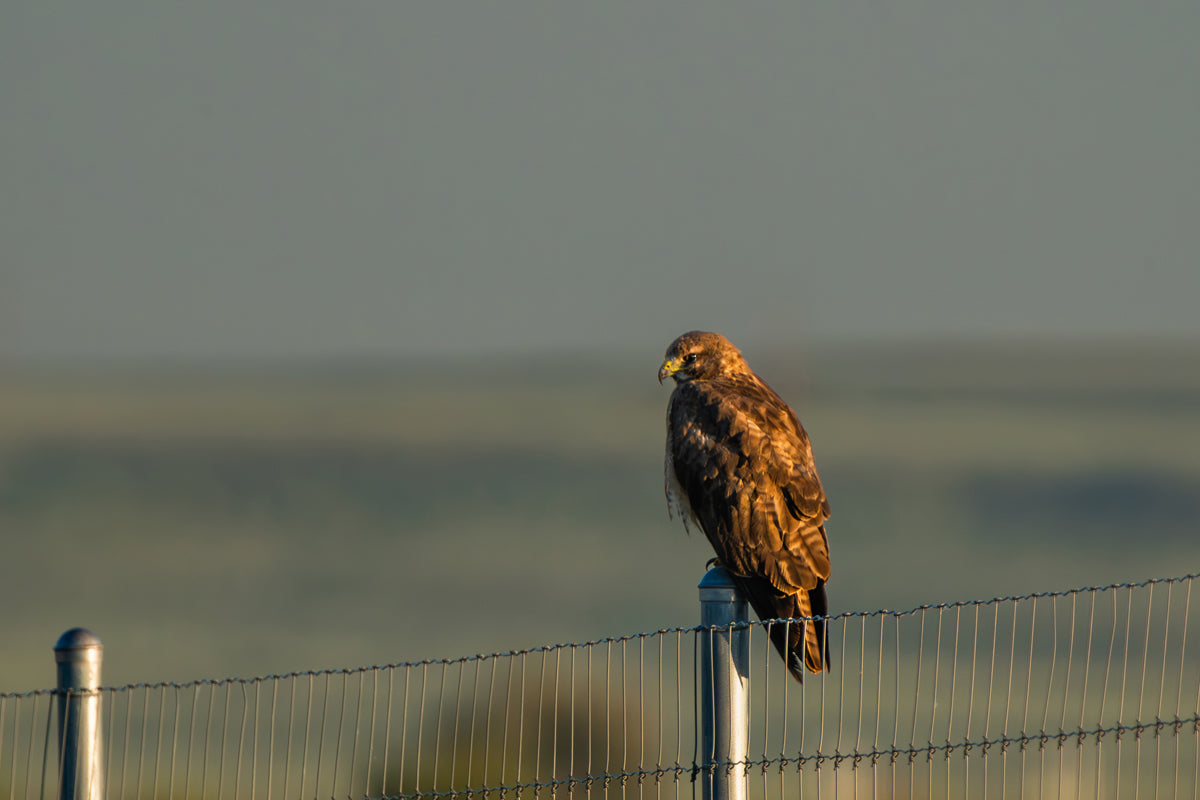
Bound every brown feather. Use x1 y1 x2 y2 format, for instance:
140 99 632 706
662 331 832 680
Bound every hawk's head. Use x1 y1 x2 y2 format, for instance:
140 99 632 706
658 331 749 384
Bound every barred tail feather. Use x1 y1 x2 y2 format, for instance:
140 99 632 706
732 575 831 682
802 581 831 676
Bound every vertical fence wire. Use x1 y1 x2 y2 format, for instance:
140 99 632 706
2 574 1198 799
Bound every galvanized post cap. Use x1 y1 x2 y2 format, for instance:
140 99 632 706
698 564 742 604
698 564 736 589
54 628 103 662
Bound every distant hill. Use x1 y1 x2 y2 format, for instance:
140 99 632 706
2 340 1197 691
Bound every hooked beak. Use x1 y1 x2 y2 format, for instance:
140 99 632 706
658 359 678 384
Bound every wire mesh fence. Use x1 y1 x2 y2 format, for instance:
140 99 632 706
3 572 1198 799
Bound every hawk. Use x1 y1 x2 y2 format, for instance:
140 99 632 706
659 331 831 681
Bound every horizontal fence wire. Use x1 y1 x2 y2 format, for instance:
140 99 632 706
1 573 1197 799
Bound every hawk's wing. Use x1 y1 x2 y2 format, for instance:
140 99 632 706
666 374 831 677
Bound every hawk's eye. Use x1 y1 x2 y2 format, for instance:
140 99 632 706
683 353 698 365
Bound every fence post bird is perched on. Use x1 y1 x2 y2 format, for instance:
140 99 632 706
660 331 832 681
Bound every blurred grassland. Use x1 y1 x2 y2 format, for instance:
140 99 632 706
1 340 1198 693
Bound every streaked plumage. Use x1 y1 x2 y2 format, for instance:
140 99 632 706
659 331 831 681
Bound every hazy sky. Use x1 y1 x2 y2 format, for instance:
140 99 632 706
4 1 1198 361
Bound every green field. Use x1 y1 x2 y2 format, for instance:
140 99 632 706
2 340 1198 692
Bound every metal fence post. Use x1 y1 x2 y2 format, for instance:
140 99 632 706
55 628 104 800
698 566 749 800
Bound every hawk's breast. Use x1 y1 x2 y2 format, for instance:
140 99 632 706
664 442 697 529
